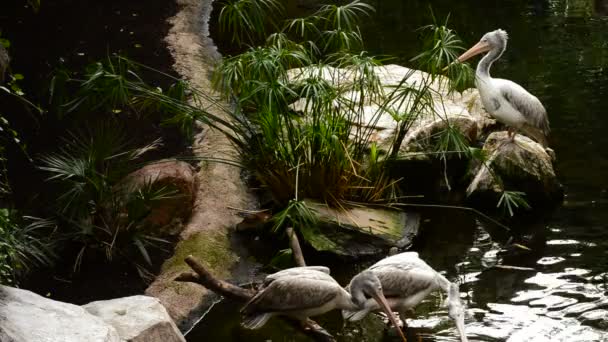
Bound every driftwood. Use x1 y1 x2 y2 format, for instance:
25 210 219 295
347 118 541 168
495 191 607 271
175 229 337 341
286 227 306 267
175 256 255 301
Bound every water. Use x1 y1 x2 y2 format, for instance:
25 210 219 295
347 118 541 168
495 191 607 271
188 0 608 340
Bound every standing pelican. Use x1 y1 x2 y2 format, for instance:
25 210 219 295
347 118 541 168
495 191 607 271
457 29 550 146
344 252 468 342
241 266 407 342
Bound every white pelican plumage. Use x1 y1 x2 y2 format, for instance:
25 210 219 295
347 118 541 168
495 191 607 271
457 29 550 147
344 252 468 342
240 266 407 342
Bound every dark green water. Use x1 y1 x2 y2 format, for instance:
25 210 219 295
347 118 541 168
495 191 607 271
187 0 608 341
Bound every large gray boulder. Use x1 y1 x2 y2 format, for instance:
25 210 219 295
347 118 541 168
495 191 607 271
83 296 186 342
0 285 121 342
466 131 563 207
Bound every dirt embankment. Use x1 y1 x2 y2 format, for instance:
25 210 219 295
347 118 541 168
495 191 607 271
146 0 257 330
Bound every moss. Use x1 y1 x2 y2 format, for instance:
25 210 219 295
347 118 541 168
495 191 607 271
161 229 239 279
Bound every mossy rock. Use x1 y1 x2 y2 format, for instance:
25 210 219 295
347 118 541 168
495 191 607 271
162 230 238 279
303 201 420 257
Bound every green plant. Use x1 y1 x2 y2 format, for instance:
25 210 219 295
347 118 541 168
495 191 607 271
411 13 474 92
53 56 196 140
217 0 284 47
38 122 175 277
497 190 530 217
0 211 55 285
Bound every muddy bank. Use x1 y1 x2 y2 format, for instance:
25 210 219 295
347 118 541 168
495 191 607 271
145 0 258 331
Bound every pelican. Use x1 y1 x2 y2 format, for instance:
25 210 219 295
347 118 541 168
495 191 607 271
457 29 550 147
344 252 468 342
241 266 407 342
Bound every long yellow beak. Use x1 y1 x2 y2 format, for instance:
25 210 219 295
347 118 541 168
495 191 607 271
456 41 491 63
442 41 491 72
372 290 407 342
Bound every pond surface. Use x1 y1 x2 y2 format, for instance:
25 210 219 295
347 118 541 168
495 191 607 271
188 0 608 341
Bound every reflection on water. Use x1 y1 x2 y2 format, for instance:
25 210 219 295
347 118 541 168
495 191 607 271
189 0 608 340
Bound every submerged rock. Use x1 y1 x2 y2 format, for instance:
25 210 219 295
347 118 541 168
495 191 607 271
83 295 185 342
304 201 420 257
466 131 563 207
0 285 121 342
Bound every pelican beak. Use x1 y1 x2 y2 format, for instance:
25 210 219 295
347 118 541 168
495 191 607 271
456 41 491 63
454 313 468 342
371 289 408 342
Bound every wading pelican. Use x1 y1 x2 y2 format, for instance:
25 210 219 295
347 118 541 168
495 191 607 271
457 29 550 147
344 252 468 342
241 266 408 342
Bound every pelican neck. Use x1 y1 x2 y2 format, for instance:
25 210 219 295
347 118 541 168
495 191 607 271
476 45 504 80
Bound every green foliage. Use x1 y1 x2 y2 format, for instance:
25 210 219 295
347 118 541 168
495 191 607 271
272 199 317 233
0 211 55 285
38 123 174 277
411 13 474 92
497 190 531 217
434 123 471 159
53 56 195 140
217 0 284 47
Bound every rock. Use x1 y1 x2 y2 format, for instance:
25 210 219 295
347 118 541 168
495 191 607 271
123 160 197 232
83 295 185 342
0 44 8 84
287 64 486 174
454 88 497 136
466 131 563 207
398 112 478 154
303 200 420 257
0 285 121 342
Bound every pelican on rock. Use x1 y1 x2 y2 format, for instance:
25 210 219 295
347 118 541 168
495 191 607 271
241 266 407 342
344 252 468 342
457 29 550 147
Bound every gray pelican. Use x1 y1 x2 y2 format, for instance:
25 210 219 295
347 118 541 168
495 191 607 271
241 266 407 342
344 252 468 342
457 29 550 147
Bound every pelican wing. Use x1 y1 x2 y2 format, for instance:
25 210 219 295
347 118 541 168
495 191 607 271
371 252 433 271
242 276 340 314
263 267 332 287
496 79 550 134
371 263 439 298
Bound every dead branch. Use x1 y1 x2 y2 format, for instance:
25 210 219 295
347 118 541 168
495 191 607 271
183 256 255 300
176 255 336 342
286 227 306 267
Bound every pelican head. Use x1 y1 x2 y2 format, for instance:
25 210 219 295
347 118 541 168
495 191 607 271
457 29 509 63
446 283 468 342
349 271 407 342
